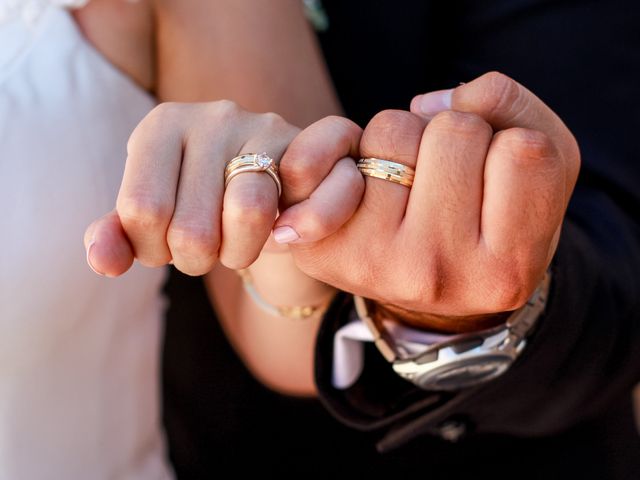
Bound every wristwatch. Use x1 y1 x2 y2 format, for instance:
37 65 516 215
353 272 551 391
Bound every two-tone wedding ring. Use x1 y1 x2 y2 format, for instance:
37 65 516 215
224 152 282 197
356 157 415 188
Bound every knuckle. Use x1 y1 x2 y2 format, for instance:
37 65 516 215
128 102 181 153
482 71 516 92
280 116 360 194
143 102 187 129
118 196 172 232
260 112 300 141
219 256 251 271
325 115 361 135
490 282 529 312
366 109 417 131
316 115 362 148
280 151 310 179
361 109 426 164
300 208 332 237
258 111 298 144
225 188 275 226
484 263 533 312
219 246 262 270
493 128 556 165
209 99 242 123
476 71 522 120
279 149 316 191
147 101 180 120
260 111 286 129
175 257 218 276
214 98 240 113
167 222 220 263
427 110 492 139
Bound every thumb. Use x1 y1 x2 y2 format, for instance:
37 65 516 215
84 210 135 277
410 72 579 164
411 71 580 205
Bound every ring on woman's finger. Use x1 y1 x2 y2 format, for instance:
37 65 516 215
356 157 415 188
224 152 282 197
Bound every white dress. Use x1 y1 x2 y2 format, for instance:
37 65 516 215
0 1 173 478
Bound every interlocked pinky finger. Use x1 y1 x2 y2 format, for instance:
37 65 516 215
274 157 364 244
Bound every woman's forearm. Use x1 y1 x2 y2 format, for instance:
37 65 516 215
154 0 342 395
154 0 341 126
205 252 336 396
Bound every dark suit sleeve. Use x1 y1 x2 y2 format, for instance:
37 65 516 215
313 0 640 451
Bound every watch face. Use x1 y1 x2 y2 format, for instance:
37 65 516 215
413 354 513 391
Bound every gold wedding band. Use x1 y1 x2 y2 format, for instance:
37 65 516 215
357 158 415 188
224 152 282 197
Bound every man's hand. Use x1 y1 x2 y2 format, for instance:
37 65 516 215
275 72 580 331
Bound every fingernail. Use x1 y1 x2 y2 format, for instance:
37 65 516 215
86 240 105 276
273 226 300 244
414 89 453 118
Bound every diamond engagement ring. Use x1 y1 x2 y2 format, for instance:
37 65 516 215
356 157 415 188
224 152 282 197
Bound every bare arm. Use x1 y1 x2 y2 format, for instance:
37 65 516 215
154 0 341 126
153 0 342 395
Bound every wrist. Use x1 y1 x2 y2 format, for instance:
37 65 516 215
374 302 509 334
354 272 552 390
241 249 336 317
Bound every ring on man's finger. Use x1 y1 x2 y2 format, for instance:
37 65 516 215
224 152 282 197
357 158 415 188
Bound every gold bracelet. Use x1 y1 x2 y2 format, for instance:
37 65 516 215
237 269 331 320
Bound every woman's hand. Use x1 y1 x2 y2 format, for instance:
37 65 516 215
84 101 362 278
